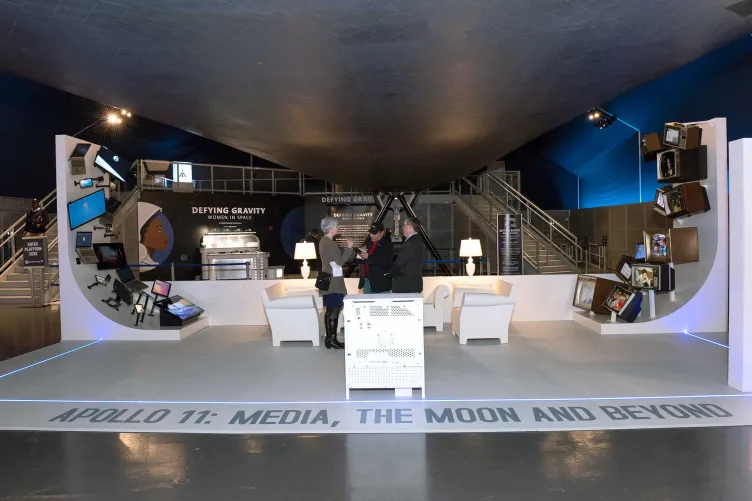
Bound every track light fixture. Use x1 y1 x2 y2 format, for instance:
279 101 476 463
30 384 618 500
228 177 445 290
586 107 617 129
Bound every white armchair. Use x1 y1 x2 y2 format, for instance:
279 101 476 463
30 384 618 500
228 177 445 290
423 285 450 330
262 283 321 346
451 279 516 344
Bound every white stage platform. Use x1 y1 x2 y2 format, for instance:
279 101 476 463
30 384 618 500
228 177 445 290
0 321 746 434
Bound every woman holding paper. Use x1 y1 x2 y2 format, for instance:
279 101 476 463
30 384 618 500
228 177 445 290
318 217 354 349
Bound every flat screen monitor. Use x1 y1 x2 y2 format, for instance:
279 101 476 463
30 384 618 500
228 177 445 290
76 231 93 248
152 279 171 297
158 296 204 321
67 189 106 230
70 143 91 159
94 146 129 183
633 243 646 260
112 279 133 306
93 243 127 270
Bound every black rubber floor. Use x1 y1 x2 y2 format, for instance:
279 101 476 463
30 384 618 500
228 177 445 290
1 428 751 500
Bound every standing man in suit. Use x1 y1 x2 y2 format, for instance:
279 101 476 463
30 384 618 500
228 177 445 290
387 217 425 293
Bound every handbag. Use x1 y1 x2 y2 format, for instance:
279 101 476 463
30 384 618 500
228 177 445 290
315 271 332 291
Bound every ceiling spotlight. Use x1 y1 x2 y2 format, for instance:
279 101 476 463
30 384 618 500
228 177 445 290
117 117 122 124
107 114 118 124
588 114 594 120
594 112 600 118
126 112 132 117
120 109 127 115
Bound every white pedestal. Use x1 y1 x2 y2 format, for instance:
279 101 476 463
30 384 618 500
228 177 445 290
344 294 425 399
610 311 617 323
648 290 656 319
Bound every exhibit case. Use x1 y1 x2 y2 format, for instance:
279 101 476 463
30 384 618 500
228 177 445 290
199 232 271 280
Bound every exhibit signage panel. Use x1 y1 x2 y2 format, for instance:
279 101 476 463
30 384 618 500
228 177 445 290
497 214 523 275
138 192 303 280
22 236 47 268
305 195 378 248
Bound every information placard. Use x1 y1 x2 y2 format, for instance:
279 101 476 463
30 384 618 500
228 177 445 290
497 214 523 275
22 236 47 269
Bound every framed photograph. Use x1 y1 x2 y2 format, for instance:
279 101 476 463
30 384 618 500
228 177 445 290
644 231 670 263
615 255 633 284
573 275 598 310
632 264 658 290
603 285 632 314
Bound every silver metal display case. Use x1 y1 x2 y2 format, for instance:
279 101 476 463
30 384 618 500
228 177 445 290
200 232 272 280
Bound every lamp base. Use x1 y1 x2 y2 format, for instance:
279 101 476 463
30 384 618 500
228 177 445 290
465 258 475 278
301 260 311 280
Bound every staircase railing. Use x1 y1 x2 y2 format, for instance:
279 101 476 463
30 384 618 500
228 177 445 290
482 172 583 265
0 189 57 278
452 189 550 272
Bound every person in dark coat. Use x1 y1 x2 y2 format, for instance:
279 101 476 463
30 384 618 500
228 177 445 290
359 222 394 293
24 199 49 236
387 217 425 293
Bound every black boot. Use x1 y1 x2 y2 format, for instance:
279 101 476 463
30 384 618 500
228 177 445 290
327 307 344 349
323 308 334 349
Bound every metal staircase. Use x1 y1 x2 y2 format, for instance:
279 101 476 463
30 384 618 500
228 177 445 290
452 172 582 274
0 190 59 305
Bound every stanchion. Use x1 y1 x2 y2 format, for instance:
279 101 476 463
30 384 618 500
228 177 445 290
610 311 617 323
648 289 657 319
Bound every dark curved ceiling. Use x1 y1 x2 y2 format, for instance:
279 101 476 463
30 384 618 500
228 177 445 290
0 0 750 190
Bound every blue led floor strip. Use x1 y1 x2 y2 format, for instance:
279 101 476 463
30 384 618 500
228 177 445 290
682 330 729 349
0 340 102 380
0 393 749 405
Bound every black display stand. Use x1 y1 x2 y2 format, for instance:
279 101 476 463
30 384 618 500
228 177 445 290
102 296 121 311
149 293 165 317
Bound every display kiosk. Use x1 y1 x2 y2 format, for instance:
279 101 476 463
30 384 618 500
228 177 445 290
344 294 425 399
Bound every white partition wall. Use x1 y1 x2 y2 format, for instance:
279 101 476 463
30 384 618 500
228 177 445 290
729 138 751 391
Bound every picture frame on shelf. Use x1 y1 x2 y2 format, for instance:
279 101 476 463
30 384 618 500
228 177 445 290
644 230 670 264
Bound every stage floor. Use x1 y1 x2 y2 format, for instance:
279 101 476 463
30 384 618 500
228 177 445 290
0 321 748 434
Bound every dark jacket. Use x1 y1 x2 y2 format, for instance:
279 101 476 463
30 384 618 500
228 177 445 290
363 238 394 293
389 234 424 293
25 208 48 234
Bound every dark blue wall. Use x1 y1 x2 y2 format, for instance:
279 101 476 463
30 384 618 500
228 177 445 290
0 71 282 198
507 35 752 209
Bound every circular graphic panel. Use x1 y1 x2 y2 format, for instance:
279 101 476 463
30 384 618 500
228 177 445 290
137 202 175 272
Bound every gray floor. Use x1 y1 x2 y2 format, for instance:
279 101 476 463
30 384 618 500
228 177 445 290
0 321 734 402
1 428 752 500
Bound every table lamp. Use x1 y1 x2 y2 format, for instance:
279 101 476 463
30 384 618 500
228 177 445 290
294 242 317 280
459 238 482 277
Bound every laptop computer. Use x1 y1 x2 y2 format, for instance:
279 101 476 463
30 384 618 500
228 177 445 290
115 266 148 292
75 231 98 265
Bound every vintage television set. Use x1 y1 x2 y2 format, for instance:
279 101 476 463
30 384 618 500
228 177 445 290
67 189 106 230
669 226 700 265
641 132 668 162
603 285 643 323
69 143 91 176
631 263 675 292
92 242 127 270
94 146 130 183
663 122 702 150
663 182 710 220
589 277 624 315
615 255 634 284
656 146 707 183
633 242 647 262
643 231 670 264
572 275 598 310
154 295 204 327
653 187 668 216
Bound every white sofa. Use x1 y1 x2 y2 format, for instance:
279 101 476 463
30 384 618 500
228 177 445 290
451 279 516 344
262 283 321 346
423 285 450 330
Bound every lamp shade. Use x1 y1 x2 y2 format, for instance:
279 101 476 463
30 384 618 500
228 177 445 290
459 238 482 257
294 242 317 260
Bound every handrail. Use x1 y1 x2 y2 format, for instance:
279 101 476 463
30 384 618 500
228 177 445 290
0 189 56 250
485 171 579 245
0 214 58 277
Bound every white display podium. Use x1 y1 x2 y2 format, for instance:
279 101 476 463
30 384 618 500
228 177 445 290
344 294 425 399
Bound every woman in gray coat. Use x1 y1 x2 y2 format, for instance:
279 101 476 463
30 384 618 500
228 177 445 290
318 217 355 349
